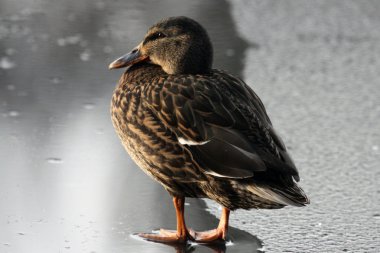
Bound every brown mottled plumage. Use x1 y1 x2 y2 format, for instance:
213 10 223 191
109 16 309 243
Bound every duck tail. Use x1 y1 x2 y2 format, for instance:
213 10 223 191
247 184 310 207
270 184 310 206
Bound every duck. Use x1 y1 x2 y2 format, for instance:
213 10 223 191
109 16 309 243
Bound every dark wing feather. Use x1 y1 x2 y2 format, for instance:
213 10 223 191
188 126 266 178
142 71 300 181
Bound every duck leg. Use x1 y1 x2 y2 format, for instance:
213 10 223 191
191 207 230 242
138 196 192 243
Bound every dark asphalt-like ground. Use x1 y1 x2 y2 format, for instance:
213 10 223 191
205 1 380 252
1 0 379 252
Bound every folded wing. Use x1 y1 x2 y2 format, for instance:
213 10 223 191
142 71 300 182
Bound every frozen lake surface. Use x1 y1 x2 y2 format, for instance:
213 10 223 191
1 0 379 252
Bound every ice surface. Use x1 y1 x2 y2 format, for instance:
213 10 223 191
204 1 380 252
0 57 16 69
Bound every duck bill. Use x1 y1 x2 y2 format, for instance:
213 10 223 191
108 46 149 70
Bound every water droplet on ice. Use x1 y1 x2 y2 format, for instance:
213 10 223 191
0 57 16 69
80 50 91 61
57 34 82 47
50 77 62 84
83 103 95 110
7 84 15 91
8 110 19 117
226 240 234 246
372 145 378 151
57 38 66 46
46 157 63 164
66 35 81 44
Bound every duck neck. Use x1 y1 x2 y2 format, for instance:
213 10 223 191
160 39 213 75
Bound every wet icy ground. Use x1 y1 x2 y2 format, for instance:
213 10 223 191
205 1 380 252
1 0 379 252
0 0 257 252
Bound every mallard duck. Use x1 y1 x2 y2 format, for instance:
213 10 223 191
109 16 309 243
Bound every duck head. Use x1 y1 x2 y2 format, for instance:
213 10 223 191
109 16 213 75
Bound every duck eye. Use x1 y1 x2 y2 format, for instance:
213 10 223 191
156 32 165 38
144 32 166 44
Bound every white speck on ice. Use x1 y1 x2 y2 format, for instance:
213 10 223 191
50 77 62 84
83 103 95 110
257 245 266 252
57 34 82 47
80 50 91 61
66 35 82 44
0 57 16 69
372 145 378 151
226 240 234 246
57 38 66 46
7 84 15 91
46 157 63 164
8 111 19 117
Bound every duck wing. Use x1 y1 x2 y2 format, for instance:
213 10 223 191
142 71 300 181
